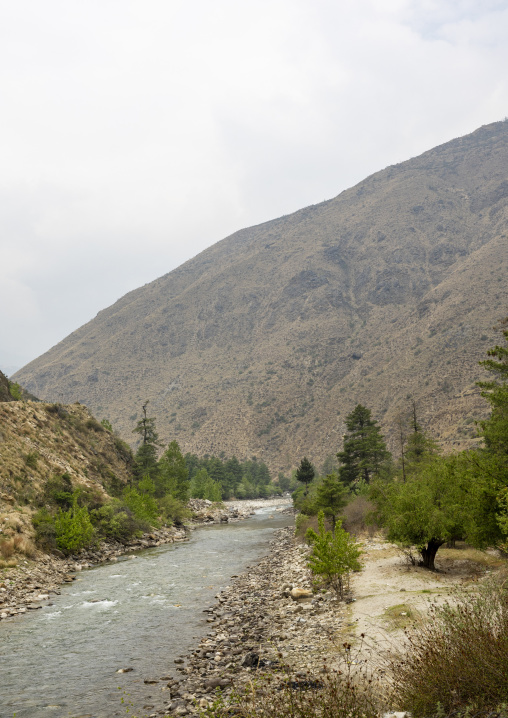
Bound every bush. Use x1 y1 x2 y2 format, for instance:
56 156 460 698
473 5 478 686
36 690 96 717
306 511 362 599
158 495 191 526
1 535 37 558
341 495 378 537
32 508 57 551
54 501 95 554
43 473 74 510
389 577 508 716
85 417 104 433
122 486 159 526
25 451 39 469
9 382 22 400
91 501 144 542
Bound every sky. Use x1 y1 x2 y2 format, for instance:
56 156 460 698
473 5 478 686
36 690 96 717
1 0 507 374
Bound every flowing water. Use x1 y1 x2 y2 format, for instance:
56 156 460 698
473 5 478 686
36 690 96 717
0 506 293 718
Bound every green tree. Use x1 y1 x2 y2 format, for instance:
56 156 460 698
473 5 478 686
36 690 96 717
371 455 468 569
296 456 315 496
471 319 508 547
315 473 348 531
337 404 391 486
158 440 189 502
306 511 362 599
132 401 161 482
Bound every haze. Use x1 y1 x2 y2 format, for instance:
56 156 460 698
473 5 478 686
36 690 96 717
1 0 507 373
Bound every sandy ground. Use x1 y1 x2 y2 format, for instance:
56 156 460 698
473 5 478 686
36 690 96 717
345 536 504 665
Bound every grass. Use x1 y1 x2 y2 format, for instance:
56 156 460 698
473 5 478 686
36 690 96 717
382 602 419 631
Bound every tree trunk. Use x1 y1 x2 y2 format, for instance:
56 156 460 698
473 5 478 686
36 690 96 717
420 538 445 570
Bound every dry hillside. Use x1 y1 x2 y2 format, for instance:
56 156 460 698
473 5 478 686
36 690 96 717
0 400 133 535
14 121 508 473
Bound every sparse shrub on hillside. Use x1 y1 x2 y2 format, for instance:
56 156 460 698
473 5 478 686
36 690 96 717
42 473 74 510
85 417 104 433
114 435 134 464
100 418 113 432
32 508 57 551
45 403 69 419
24 451 39 469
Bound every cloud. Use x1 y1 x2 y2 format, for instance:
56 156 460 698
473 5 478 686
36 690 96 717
1 0 507 369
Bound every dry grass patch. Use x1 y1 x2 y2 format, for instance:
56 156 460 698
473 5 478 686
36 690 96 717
382 603 420 631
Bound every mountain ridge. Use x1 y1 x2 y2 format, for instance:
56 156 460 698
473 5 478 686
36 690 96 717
15 121 508 473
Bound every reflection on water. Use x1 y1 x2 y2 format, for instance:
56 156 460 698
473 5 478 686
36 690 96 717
0 507 292 718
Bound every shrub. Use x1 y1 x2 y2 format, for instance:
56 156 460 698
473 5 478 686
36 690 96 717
0 538 14 559
9 382 22 400
389 577 508 716
122 486 159 526
158 495 191 527
32 508 57 551
54 501 95 554
91 501 144 542
25 451 39 469
85 417 104 433
43 473 74 510
306 511 362 599
341 495 378 537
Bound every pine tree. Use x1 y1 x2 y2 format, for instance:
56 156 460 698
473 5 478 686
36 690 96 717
337 404 391 486
296 456 315 496
132 401 161 482
315 473 348 530
158 440 189 502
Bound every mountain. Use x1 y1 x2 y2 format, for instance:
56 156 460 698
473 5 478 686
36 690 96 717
14 121 508 474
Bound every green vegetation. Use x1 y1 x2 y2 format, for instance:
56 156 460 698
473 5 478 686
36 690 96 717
294 319 508 571
185 453 278 500
337 404 391 486
390 579 508 716
295 456 315 496
306 511 362 598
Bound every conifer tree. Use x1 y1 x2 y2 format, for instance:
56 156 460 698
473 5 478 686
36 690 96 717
132 401 161 482
337 404 391 486
315 473 348 530
296 456 315 496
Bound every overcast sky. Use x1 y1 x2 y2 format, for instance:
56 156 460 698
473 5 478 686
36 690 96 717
1 0 507 374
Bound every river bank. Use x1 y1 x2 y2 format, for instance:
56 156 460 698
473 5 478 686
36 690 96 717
148 524 349 717
145 527 506 717
0 498 292 623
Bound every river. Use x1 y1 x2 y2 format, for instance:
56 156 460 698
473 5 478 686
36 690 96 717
0 505 293 718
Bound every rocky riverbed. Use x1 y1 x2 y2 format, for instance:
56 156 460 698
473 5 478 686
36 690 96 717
145 525 349 717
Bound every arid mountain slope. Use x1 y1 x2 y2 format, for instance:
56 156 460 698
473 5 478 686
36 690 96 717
15 122 508 473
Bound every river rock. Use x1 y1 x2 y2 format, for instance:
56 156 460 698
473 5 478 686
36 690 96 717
290 588 313 601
